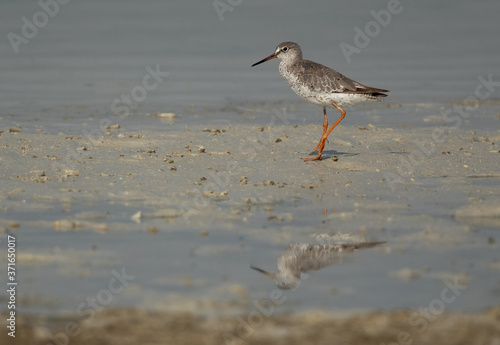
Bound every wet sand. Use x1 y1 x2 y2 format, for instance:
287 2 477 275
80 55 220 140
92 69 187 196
1 103 499 234
1 102 500 345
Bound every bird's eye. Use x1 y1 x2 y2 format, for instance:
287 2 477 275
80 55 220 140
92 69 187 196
282 47 288 52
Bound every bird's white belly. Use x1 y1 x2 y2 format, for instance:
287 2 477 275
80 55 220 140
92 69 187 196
290 83 367 107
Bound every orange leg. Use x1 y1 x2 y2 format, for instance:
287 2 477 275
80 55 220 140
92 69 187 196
302 102 346 161
308 107 329 155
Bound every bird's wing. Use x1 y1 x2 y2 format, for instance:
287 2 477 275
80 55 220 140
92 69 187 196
282 241 385 274
299 60 389 95
300 244 343 273
281 244 343 274
334 242 385 252
299 60 358 93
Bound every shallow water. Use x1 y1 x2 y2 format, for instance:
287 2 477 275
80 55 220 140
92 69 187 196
1 0 499 322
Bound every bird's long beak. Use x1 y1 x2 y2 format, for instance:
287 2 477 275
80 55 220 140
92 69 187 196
250 265 276 278
251 53 278 67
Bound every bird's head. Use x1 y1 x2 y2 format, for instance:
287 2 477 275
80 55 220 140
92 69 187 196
251 41 302 67
250 265 300 290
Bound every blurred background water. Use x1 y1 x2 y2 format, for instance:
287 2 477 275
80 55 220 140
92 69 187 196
1 0 499 115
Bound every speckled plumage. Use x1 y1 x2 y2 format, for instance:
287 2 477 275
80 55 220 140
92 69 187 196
274 42 388 107
252 42 389 161
251 233 385 290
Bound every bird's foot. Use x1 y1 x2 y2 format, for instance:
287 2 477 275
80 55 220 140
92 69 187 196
302 154 322 162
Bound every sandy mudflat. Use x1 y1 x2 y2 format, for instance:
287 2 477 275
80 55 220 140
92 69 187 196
1 107 499 233
1 104 499 344
2 307 499 345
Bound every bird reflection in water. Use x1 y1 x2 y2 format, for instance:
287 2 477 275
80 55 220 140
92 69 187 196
251 233 385 290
